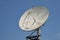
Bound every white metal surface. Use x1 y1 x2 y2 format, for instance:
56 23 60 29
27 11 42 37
19 6 49 31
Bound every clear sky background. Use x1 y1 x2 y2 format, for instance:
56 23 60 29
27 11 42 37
0 0 60 40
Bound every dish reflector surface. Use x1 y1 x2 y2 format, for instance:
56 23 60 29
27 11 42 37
19 6 49 31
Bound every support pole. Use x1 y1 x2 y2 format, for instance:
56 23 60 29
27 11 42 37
26 28 40 40
36 28 40 40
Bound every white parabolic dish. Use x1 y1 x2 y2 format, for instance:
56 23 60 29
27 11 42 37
19 6 49 31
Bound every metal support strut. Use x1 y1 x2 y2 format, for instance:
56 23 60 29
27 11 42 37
26 28 40 40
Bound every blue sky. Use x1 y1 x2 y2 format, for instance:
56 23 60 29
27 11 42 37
0 0 60 40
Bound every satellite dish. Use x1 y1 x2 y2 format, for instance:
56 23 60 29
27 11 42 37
19 6 49 31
